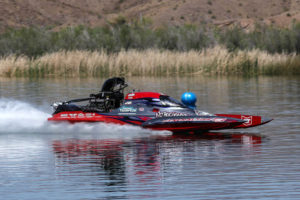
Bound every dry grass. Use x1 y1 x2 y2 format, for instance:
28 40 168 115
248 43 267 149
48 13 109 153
0 47 299 77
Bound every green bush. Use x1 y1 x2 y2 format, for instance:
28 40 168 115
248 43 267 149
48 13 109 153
0 18 300 58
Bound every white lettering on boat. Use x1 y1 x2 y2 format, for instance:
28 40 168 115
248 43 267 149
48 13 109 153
119 106 137 113
242 116 252 126
161 118 226 123
60 113 96 118
155 112 188 117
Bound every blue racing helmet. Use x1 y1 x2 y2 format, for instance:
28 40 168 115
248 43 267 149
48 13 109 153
181 92 197 109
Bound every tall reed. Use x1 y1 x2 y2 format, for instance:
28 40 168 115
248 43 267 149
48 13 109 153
0 47 299 77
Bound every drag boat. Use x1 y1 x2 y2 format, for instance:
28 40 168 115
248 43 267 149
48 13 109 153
48 77 273 133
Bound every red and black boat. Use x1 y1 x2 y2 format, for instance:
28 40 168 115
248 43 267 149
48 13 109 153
48 77 272 133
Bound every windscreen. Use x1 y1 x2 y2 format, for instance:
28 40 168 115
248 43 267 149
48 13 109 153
131 96 187 108
159 96 187 108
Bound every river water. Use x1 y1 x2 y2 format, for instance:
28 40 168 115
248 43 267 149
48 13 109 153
0 76 299 199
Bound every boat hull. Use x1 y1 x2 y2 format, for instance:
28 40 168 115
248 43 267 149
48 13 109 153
48 112 253 133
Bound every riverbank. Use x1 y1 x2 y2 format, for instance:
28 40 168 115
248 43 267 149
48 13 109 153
0 47 299 77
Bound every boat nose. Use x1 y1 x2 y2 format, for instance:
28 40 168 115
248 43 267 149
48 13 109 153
261 117 273 125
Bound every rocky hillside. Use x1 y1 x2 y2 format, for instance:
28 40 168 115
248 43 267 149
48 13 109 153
0 0 300 30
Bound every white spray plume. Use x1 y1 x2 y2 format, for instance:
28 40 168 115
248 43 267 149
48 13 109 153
0 98 170 139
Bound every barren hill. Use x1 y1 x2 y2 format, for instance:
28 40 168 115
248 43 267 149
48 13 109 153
0 0 300 30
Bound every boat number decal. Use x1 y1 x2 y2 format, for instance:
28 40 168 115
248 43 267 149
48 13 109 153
242 116 252 126
119 106 137 113
60 113 96 118
162 118 226 122
156 112 188 117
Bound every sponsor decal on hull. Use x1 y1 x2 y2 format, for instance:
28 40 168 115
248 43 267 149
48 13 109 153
162 117 226 123
119 106 137 113
242 116 252 126
156 112 188 118
60 113 96 118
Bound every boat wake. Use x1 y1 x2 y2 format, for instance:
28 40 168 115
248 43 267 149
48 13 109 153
0 99 170 139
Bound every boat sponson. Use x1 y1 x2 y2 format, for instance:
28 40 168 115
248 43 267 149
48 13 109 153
142 116 245 132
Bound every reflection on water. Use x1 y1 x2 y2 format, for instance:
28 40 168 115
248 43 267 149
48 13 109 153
1 76 300 199
51 132 263 198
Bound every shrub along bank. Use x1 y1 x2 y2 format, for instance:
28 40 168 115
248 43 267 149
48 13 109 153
0 19 299 77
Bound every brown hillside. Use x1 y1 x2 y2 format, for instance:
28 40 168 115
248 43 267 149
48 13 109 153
0 0 299 30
